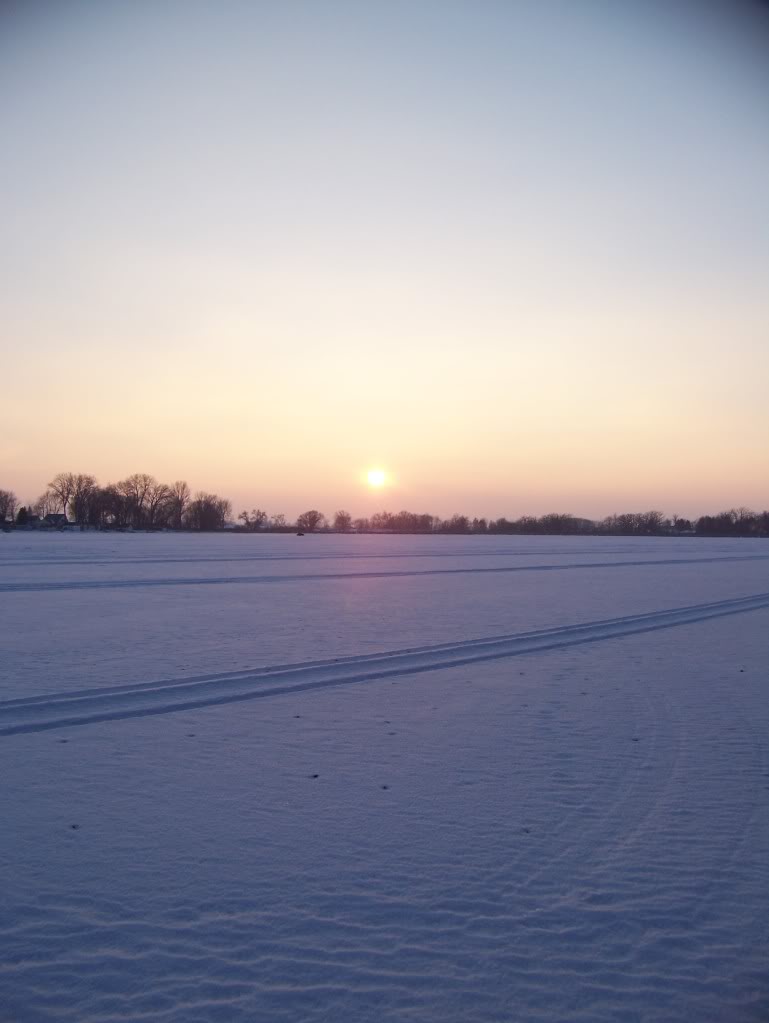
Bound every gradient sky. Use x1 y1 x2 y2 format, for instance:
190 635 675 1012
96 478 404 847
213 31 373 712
2 1 768 519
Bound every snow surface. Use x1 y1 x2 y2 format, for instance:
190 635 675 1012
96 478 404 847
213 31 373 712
1 532 768 1021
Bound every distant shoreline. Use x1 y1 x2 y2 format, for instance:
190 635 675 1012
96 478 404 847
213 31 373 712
3 477 766 539
3 525 766 540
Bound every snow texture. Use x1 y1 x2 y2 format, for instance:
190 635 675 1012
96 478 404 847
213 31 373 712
1 532 768 1022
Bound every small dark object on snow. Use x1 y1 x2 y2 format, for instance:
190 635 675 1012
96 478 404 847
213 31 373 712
296 531 305 536
310 773 319 779
70 824 80 830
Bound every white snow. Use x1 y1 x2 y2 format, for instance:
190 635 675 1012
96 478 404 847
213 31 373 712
1 532 768 1021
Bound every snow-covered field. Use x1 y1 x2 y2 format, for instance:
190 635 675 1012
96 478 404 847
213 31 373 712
1 532 768 1022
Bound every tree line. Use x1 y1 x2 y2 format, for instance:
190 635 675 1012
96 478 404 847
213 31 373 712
238 506 768 537
1 477 767 537
0 473 230 531
318 508 767 537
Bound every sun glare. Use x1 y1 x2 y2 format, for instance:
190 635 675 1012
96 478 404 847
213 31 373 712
366 468 387 489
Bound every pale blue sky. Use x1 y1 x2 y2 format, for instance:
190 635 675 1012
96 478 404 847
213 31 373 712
2 1 768 517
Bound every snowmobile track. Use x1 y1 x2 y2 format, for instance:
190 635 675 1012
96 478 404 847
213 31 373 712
2 592 767 736
1 554 767 593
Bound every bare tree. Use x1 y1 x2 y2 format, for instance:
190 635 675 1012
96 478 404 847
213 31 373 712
145 481 172 528
70 474 98 526
31 491 59 518
370 511 393 531
169 480 190 530
86 487 112 528
733 507 756 530
439 514 470 534
117 473 155 528
48 472 76 516
238 509 268 531
185 492 232 530
101 484 129 528
0 489 19 523
333 510 352 532
271 513 287 529
296 509 326 532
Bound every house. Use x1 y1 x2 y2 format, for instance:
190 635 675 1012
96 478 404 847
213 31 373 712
43 513 70 529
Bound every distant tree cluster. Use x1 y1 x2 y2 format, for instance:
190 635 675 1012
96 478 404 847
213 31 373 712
692 508 769 538
296 510 326 532
0 472 230 531
0 489 19 523
234 507 767 537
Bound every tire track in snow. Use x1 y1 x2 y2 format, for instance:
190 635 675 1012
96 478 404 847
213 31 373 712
1 554 767 593
2 592 767 736
0 545 648 568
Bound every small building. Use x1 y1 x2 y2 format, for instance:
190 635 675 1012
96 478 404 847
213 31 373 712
43 513 70 529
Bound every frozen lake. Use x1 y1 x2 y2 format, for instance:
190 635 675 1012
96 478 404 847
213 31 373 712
1 532 768 1021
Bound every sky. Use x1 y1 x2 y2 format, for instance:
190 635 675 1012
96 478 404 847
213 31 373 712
1 0 768 520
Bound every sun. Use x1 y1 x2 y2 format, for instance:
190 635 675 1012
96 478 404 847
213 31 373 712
366 468 387 489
